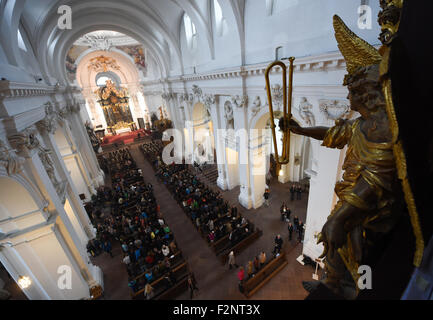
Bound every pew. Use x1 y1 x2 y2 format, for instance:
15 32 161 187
155 268 191 300
132 250 183 283
219 228 262 265
242 251 288 298
131 261 189 300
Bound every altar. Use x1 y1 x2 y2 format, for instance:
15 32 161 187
115 127 131 135
95 79 136 135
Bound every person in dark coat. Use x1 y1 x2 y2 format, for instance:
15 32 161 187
296 185 302 200
102 240 113 258
288 222 294 241
188 274 199 299
273 234 283 254
263 188 270 207
290 185 295 201
298 220 304 243
293 216 299 232
280 203 287 221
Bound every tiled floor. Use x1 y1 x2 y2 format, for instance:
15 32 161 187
91 144 322 300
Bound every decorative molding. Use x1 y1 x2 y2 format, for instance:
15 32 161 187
87 55 120 73
203 94 216 108
66 103 81 114
161 92 175 101
318 99 351 120
231 95 248 108
269 84 283 111
192 85 203 98
141 51 347 86
8 127 40 151
83 34 113 51
9 128 66 203
178 93 189 104
250 96 262 118
0 139 24 175
0 81 65 99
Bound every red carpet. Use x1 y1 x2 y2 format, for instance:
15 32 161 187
101 129 150 146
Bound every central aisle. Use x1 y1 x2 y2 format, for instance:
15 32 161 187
129 144 316 300
129 145 245 299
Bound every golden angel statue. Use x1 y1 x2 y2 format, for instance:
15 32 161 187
290 15 403 298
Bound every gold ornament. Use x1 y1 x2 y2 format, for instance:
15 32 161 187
333 15 382 75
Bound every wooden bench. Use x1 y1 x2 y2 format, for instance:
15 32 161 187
211 234 230 254
242 251 288 298
155 270 191 300
132 261 189 300
219 228 262 265
132 250 183 282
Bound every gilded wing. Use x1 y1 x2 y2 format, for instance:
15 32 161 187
333 15 382 74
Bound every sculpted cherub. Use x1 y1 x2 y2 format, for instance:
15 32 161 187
290 15 400 298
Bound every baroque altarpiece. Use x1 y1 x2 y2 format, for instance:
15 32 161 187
95 80 136 134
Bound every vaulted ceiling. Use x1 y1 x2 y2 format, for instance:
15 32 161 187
13 0 244 85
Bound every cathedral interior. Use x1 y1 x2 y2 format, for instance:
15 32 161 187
0 0 432 302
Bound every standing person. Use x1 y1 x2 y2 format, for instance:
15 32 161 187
290 184 295 201
263 188 270 207
273 234 283 254
293 216 299 232
297 185 302 200
237 266 245 282
253 256 260 273
247 261 254 279
238 267 245 293
280 203 287 221
288 222 294 241
103 240 113 258
144 283 154 300
228 251 239 270
298 220 304 243
286 207 292 222
259 251 266 268
120 242 128 253
188 274 199 299
231 205 238 218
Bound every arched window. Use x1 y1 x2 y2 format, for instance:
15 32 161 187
96 76 111 86
183 13 197 51
95 72 120 87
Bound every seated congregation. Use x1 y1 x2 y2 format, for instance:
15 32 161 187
85 147 192 299
140 141 261 262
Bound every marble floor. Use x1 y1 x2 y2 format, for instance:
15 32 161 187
91 143 322 300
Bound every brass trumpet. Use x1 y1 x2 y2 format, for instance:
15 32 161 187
265 57 295 166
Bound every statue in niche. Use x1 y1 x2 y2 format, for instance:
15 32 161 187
297 97 315 127
288 15 402 299
85 121 101 153
251 96 262 117
224 102 234 129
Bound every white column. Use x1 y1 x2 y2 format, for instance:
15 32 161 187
67 106 105 186
208 96 228 190
302 141 345 260
248 128 271 208
233 105 251 208
41 128 96 241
